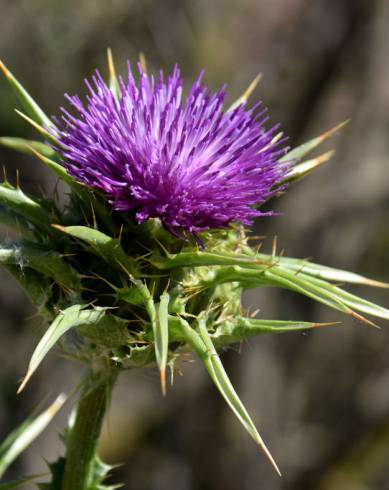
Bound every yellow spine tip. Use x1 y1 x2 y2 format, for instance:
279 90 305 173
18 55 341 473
319 119 350 142
350 311 380 329
0 59 10 77
160 368 167 397
139 52 147 74
241 73 263 103
17 372 31 394
107 48 116 78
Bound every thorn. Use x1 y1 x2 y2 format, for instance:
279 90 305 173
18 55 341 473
107 48 117 80
15 109 60 142
51 224 66 232
362 278 389 289
139 52 147 73
118 223 124 242
169 363 175 386
15 169 20 189
164 278 171 293
90 201 97 230
0 59 10 78
17 370 32 394
350 311 381 329
160 368 167 397
2 165 8 184
271 236 277 257
313 321 341 328
240 73 262 104
319 119 350 143
311 150 335 166
49 393 67 414
255 439 282 477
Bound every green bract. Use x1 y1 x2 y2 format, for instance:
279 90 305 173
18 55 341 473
0 55 387 488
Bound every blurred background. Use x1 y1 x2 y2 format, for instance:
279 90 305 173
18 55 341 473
0 0 389 488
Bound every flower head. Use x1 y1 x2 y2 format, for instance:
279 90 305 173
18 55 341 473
58 64 288 233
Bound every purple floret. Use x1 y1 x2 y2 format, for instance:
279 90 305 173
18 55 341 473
58 64 289 233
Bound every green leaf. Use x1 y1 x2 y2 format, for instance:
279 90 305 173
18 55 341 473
77 308 130 347
156 292 170 395
281 150 335 184
164 248 388 289
204 265 389 324
53 225 138 275
18 306 130 392
178 315 281 476
126 278 167 380
0 137 56 158
26 147 80 189
256 253 389 288
158 249 388 323
37 458 65 490
150 250 259 270
0 395 65 479
38 454 122 490
18 304 84 392
0 183 52 229
14 110 60 145
0 243 81 292
280 120 349 163
0 60 53 128
212 317 338 345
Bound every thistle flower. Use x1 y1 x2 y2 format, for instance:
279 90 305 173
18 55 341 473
1 55 388 488
58 64 288 234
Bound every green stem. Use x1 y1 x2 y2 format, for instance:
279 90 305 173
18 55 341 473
62 362 116 490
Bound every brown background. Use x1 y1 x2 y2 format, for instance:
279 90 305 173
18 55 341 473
0 0 389 488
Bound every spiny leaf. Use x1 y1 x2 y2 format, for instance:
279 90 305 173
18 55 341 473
53 225 138 275
178 315 281 476
212 317 339 345
166 248 389 289
156 249 389 322
127 278 163 375
77 308 130 348
0 137 56 158
280 120 349 163
0 60 53 128
156 292 170 395
18 304 83 392
150 250 259 270
0 394 65 478
0 183 52 229
202 265 389 323
281 150 335 184
27 146 80 188
38 454 122 490
18 306 129 392
0 243 81 292
256 253 389 288
14 110 60 145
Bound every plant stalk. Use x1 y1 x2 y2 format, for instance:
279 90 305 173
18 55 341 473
62 361 116 490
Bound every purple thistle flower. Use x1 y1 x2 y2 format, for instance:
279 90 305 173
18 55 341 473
58 64 289 234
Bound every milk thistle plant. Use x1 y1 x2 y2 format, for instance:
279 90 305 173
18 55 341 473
0 51 388 489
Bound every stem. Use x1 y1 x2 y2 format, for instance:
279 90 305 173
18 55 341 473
62 361 117 490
